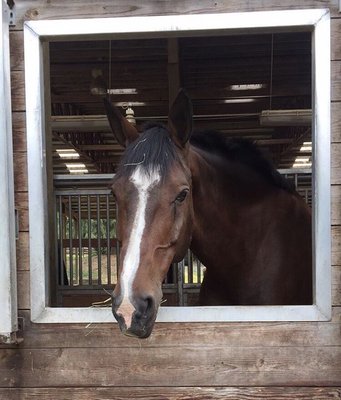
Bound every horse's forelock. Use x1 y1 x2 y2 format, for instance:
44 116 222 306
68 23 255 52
117 125 179 180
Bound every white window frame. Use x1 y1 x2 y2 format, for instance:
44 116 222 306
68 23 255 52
0 0 18 342
25 9 331 324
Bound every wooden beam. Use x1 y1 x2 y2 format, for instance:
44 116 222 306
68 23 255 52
168 38 180 108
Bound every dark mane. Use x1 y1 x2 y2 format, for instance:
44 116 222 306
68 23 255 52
117 125 294 193
190 131 295 193
116 123 179 178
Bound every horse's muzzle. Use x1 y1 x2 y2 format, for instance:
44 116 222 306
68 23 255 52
112 295 157 339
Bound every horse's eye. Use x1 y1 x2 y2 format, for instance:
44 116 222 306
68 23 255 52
175 189 189 203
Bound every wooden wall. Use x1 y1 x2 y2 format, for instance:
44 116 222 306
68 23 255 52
1 1 340 399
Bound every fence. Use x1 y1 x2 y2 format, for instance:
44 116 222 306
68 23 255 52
54 169 311 306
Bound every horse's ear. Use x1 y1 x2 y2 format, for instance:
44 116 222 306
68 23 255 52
168 89 193 147
103 98 139 147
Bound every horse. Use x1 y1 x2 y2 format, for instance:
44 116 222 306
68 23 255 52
103 90 312 338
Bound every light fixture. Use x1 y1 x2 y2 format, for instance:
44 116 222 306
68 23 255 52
125 104 136 125
300 141 312 152
107 88 138 95
293 162 312 168
230 84 265 91
224 98 256 104
56 149 80 159
65 163 88 174
260 109 312 126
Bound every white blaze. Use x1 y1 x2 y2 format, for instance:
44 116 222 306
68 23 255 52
117 166 160 327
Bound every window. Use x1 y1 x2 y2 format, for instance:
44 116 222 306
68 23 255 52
25 9 331 323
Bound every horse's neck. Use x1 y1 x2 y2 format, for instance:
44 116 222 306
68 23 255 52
189 145 272 217
188 146 280 263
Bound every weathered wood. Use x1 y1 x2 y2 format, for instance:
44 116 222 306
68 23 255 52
1 345 340 387
0 387 340 400
15 191 28 232
12 112 26 152
9 31 24 71
332 61 341 102
332 226 341 266
16 232 29 271
1 308 339 350
332 143 341 185
332 102 341 143
332 185 341 225
332 18 341 61
10 70 25 112
16 271 30 311
333 266 341 306
10 0 341 31
13 152 28 192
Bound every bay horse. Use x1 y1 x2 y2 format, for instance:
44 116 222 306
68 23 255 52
103 90 312 338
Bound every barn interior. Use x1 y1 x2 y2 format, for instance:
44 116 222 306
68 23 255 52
49 31 313 307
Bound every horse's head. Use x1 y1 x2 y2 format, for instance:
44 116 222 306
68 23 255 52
104 90 194 338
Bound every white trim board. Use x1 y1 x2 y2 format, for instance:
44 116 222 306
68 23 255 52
24 9 331 324
0 0 18 342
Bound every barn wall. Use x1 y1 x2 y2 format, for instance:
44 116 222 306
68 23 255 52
1 1 340 399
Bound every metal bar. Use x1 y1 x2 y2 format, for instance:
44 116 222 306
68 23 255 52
68 195 73 286
54 173 115 181
188 250 193 283
106 194 111 285
88 195 92 286
198 259 202 283
55 189 111 196
177 260 184 306
97 195 101 285
58 195 64 287
115 200 120 282
278 168 311 174
78 195 83 286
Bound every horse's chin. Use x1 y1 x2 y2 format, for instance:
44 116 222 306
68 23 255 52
123 326 154 339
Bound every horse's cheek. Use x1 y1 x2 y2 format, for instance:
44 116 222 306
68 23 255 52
171 203 193 260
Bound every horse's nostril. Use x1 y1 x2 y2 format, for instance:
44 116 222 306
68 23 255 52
135 295 154 318
145 296 154 312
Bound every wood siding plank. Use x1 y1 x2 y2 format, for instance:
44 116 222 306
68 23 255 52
16 232 29 272
332 17 341 61
332 61 341 102
12 112 26 152
1 309 339 350
332 226 341 266
331 143 341 185
10 0 341 31
15 191 28 232
333 266 341 306
16 271 30 311
331 185 341 225
0 387 340 400
9 31 24 71
332 102 341 143
13 152 28 192
0 346 340 387
10 70 25 112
